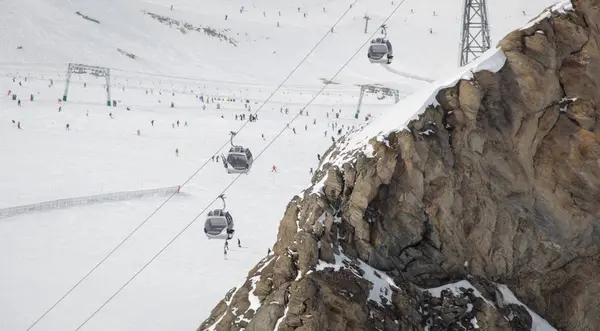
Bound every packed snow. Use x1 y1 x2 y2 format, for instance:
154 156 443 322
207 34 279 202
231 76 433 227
425 280 494 306
520 0 574 30
0 0 565 330
316 250 398 306
424 281 557 331
496 284 558 331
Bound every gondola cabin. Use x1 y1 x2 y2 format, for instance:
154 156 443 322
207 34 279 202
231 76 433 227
225 146 253 173
204 209 235 240
368 38 394 64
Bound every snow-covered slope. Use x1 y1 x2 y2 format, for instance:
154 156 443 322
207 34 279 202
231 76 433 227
2 0 562 88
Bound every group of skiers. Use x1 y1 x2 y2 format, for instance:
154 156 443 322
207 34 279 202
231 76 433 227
223 238 242 259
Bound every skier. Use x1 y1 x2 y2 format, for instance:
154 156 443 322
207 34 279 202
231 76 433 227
177 120 180 127
184 121 188 126
17 122 21 129
86 110 89 116
175 148 179 156
216 155 220 163
267 248 271 255
109 112 113 118
261 133 265 140
59 106 62 112
309 167 313 175
137 129 140 136
292 128 296 134
237 238 241 247
17 99 21 107
225 240 229 250
271 165 278 172
224 248 228 259
151 120 154 126
317 154 321 161
66 123 70 131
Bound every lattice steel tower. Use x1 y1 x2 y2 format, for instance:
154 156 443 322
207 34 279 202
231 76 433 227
459 0 492 66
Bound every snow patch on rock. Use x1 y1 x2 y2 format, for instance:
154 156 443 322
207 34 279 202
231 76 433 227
316 251 398 307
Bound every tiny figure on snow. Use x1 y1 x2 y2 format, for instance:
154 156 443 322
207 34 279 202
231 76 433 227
309 167 313 175
109 112 113 118
175 148 179 156
238 238 241 247
271 165 278 172
65 123 70 131
137 129 140 136
151 120 154 126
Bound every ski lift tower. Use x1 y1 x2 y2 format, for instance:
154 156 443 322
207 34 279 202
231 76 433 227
459 0 491 66
63 63 112 106
355 84 400 119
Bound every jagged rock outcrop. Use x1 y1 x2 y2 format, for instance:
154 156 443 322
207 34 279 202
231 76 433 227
200 1 600 330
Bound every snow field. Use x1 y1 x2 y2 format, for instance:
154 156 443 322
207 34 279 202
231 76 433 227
0 69 389 330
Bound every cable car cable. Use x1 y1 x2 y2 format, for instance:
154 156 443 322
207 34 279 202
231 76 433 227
24 1 361 329
72 1 408 329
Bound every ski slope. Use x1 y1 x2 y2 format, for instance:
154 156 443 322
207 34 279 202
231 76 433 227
0 0 562 330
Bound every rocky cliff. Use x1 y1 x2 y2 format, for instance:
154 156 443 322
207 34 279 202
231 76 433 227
199 0 600 330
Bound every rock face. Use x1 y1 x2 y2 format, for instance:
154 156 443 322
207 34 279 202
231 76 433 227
200 1 600 330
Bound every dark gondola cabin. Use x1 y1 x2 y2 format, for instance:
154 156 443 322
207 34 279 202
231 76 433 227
204 210 234 240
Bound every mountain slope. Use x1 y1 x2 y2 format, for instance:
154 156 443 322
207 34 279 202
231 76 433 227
1 0 561 87
199 0 600 330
